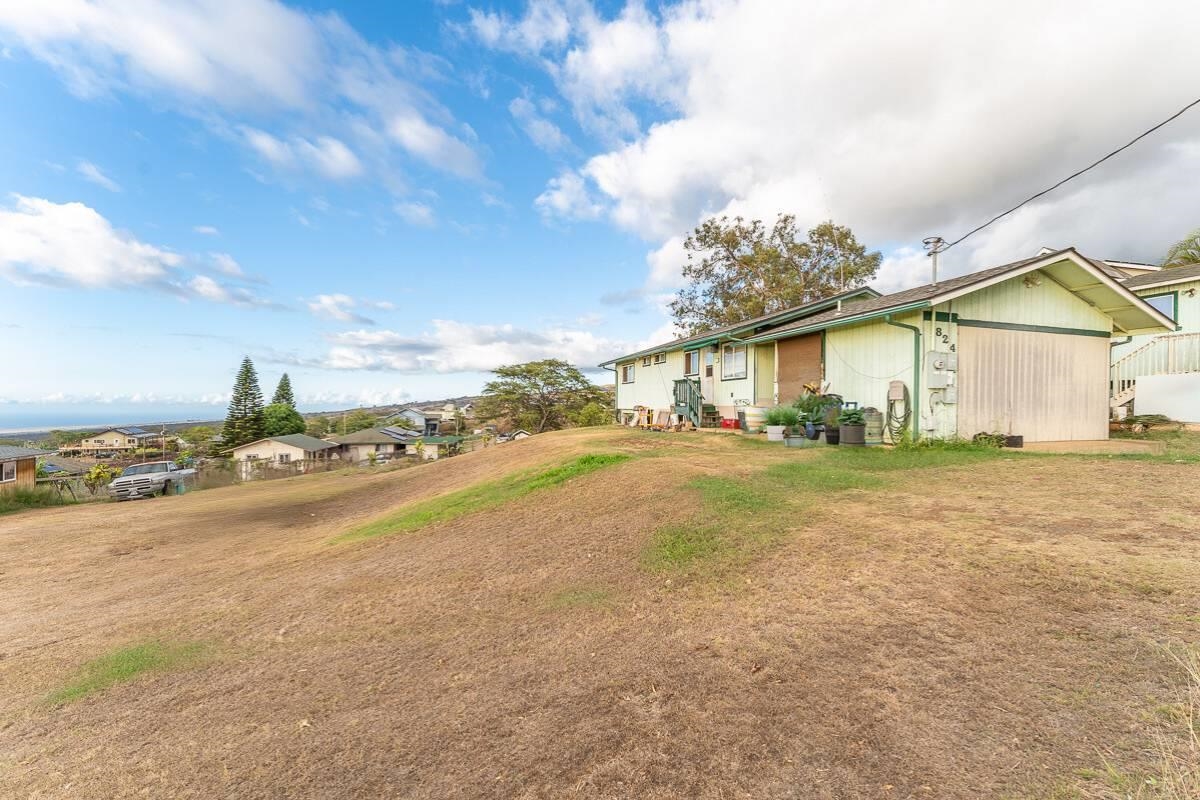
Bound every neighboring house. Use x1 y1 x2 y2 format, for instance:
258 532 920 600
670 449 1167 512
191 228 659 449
227 434 339 467
417 435 463 461
389 407 429 432
509 429 531 441
76 427 156 454
602 248 1173 443
0 446 51 493
1110 262 1200 421
331 426 420 464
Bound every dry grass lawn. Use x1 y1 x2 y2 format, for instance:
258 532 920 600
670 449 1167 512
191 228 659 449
1 427 1197 799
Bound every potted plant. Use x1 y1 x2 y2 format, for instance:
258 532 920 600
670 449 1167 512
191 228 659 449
823 405 841 445
764 406 798 441
838 407 867 447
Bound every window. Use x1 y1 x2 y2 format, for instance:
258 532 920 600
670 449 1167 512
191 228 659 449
653 353 667 364
684 351 700 376
278 453 291 464
1 460 15 483
1144 292 1177 321
621 363 635 383
642 356 652 366
721 344 748 380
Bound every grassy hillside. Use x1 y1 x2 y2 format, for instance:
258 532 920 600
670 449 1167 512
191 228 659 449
1 427 1197 799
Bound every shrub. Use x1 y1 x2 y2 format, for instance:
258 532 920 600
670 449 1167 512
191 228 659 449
765 406 801 426
837 407 865 426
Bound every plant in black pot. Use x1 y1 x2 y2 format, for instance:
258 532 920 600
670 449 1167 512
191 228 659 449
823 405 841 445
838 407 867 447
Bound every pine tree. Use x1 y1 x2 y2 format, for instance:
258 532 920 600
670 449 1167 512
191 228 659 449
271 372 296 409
223 356 265 448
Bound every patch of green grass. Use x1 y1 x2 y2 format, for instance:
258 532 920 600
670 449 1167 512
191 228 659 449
545 585 616 610
47 641 206 705
337 453 632 541
0 487 73 515
1110 428 1200 463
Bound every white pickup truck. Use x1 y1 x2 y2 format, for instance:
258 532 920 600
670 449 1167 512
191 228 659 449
107 461 196 500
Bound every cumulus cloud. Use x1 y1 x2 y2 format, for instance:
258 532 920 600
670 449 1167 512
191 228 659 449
535 170 604 220
476 0 1200 296
0 195 180 288
76 160 121 192
276 319 631 374
0 0 482 183
0 195 281 308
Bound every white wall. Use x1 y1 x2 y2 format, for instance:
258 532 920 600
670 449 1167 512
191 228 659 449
1111 277 1200 361
1136 374 1200 422
232 440 310 463
615 350 686 413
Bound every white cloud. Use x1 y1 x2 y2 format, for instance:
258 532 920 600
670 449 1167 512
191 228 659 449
484 0 1200 297
394 201 436 227
0 1 482 183
535 170 604 220
193 224 220 236
186 275 278 308
467 0 571 53
209 252 245 278
241 128 363 179
0 195 179 288
294 319 631 374
509 95 571 153
307 293 375 324
76 160 121 192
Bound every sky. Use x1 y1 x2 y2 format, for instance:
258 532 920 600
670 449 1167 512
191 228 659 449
2 0 1200 428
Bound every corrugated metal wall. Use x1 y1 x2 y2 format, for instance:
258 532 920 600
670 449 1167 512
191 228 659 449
957 326 1109 441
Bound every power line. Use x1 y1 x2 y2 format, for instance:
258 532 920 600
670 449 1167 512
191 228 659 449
938 94 1200 253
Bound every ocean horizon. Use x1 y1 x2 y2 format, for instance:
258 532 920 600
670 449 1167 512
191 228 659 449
0 405 228 436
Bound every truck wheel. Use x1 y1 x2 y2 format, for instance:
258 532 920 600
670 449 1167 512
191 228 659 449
161 481 172 497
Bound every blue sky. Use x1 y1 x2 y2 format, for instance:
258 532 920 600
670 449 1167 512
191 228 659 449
2 1 1200 428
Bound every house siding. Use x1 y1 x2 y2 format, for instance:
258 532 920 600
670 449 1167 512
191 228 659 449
1111 277 1200 361
951 272 1114 331
0 457 38 493
231 441 314 463
822 314 920 438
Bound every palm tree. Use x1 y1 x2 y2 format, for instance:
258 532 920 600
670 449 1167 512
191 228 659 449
1163 227 1200 268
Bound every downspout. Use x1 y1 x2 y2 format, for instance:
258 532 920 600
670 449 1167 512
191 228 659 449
885 314 921 441
601 364 618 423
1110 336 1132 349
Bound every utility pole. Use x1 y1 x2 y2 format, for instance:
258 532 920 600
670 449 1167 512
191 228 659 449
922 236 947 284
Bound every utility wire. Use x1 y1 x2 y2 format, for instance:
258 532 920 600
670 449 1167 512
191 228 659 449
940 95 1200 252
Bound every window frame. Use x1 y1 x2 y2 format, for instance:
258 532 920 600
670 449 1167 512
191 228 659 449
641 356 652 367
684 350 700 376
278 453 291 464
0 460 15 483
652 353 667 365
721 343 748 380
1142 290 1178 322
620 363 636 384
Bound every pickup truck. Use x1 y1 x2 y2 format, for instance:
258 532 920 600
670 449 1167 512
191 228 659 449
108 461 196 500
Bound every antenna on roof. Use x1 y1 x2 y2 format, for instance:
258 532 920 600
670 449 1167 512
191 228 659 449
923 236 947 284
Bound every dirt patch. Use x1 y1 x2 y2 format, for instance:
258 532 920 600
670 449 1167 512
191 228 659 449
0 429 1196 799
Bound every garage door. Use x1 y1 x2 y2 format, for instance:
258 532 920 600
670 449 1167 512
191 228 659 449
956 325 1109 442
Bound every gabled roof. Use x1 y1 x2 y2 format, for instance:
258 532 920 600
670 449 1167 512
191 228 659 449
112 426 153 436
332 426 421 445
228 433 338 452
0 445 52 460
745 248 1176 343
599 286 881 367
1121 263 1200 290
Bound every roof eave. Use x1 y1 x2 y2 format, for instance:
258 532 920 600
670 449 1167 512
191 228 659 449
744 301 932 343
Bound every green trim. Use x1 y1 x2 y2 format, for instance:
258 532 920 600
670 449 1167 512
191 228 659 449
1140 290 1179 324
922 310 959 322
746 301 931 344
820 329 826 372
884 315 921 441
956 318 1111 338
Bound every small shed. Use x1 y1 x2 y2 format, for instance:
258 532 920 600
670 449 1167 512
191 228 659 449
0 446 52 493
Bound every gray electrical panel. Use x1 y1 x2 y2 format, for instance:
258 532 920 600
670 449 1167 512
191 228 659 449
942 385 958 404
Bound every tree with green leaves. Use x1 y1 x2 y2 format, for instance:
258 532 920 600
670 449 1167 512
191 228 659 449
271 373 297 408
570 400 614 427
222 356 265 449
341 409 379 434
670 215 882 335
477 359 607 433
1163 227 1200 268
262 403 306 437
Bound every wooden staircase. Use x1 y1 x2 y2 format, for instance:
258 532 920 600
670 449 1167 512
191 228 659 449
700 405 720 428
1110 332 1200 408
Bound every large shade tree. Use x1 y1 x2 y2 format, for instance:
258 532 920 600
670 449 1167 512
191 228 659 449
477 359 609 433
669 215 882 335
222 356 265 449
